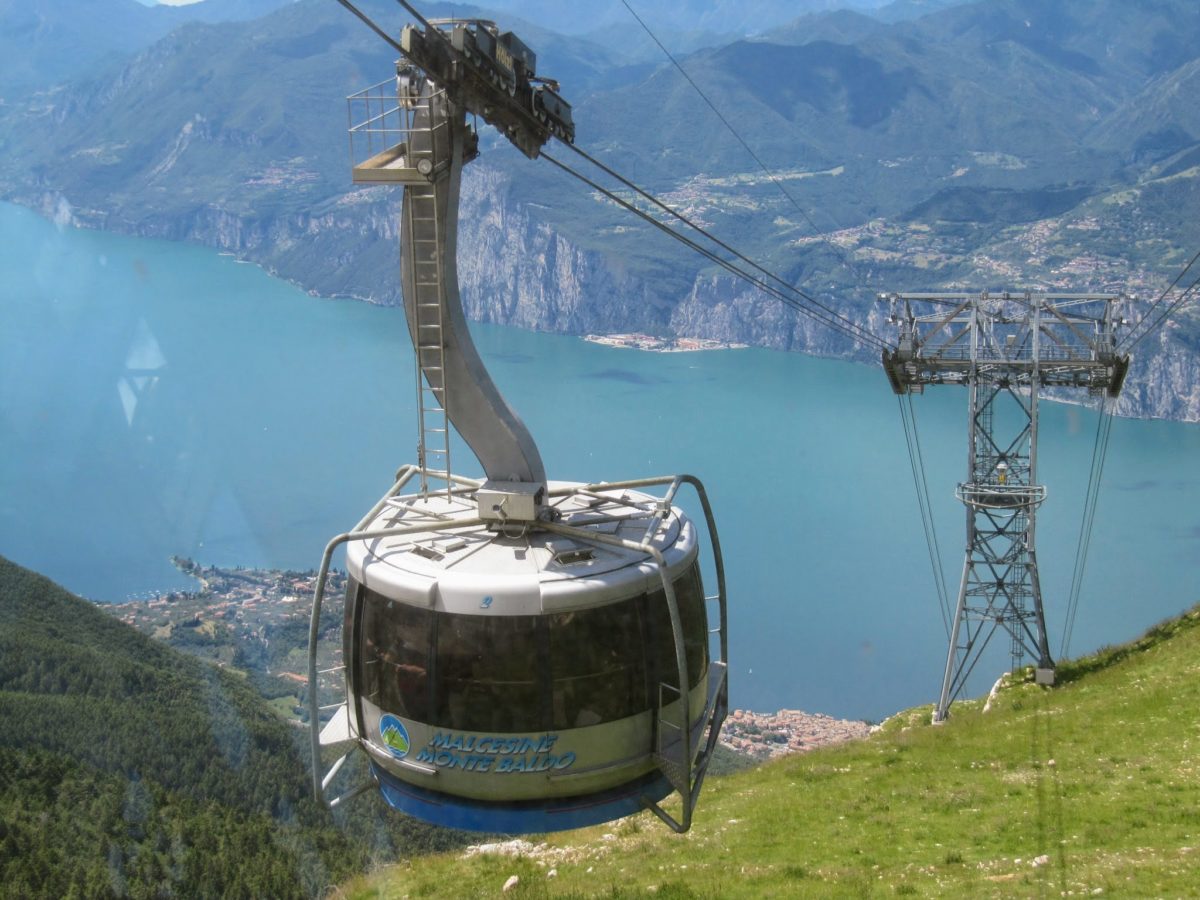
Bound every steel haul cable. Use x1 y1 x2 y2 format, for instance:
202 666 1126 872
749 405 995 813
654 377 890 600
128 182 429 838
541 150 887 350
1060 398 1115 659
1119 249 1200 353
560 142 888 352
897 394 951 638
334 0 890 353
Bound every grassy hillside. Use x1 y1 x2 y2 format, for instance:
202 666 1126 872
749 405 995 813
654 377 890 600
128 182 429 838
340 607 1200 897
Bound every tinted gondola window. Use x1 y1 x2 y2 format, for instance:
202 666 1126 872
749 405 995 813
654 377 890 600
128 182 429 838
355 565 708 734
679 567 710 686
434 613 543 733
648 567 709 693
548 601 648 729
359 589 433 721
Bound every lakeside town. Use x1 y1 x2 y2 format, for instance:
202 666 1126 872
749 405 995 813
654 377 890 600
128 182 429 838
720 708 871 760
584 332 748 352
101 561 871 758
102 558 349 710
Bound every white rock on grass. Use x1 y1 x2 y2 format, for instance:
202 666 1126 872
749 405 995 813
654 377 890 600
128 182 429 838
465 839 540 858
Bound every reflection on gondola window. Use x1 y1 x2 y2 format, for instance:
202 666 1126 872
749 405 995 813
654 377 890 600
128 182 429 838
435 613 542 732
353 564 709 734
548 601 648 729
648 566 709 694
359 591 432 721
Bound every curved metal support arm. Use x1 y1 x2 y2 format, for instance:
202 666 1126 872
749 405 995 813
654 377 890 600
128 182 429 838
400 83 545 485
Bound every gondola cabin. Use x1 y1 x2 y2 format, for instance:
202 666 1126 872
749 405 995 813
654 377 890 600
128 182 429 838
328 479 722 833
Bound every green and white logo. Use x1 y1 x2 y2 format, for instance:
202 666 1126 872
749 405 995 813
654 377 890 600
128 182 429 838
379 714 410 759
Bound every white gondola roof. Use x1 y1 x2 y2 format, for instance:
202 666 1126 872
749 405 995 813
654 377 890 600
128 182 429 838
347 482 698 615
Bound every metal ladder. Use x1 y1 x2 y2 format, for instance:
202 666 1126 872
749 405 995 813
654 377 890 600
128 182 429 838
405 184 452 498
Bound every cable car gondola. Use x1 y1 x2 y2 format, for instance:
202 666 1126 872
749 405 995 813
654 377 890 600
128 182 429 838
312 473 726 832
309 13 728 834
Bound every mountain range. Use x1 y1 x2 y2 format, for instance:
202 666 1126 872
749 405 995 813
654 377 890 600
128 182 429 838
0 0 297 92
0 0 1198 418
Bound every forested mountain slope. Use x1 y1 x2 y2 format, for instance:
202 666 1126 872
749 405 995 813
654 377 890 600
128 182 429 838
0 555 463 897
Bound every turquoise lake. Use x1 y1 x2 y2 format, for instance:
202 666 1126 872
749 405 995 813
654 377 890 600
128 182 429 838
2 201 1198 722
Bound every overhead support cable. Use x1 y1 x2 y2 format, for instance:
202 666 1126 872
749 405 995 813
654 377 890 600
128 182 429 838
1120 267 1200 354
560 142 888 351
541 150 889 351
897 394 952 637
390 0 436 31
1060 398 1116 658
333 0 405 53
334 0 890 353
1119 246 1200 352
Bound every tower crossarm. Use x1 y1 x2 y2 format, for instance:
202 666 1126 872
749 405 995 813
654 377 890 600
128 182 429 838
882 291 1130 397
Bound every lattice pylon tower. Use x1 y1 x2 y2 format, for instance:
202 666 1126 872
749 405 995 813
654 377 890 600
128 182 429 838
883 291 1130 722
948 376 1050 716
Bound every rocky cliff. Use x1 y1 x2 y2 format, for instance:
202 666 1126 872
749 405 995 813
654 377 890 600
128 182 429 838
456 166 673 336
1119 326 1200 422
18 161 1197 423
4 0 1197 422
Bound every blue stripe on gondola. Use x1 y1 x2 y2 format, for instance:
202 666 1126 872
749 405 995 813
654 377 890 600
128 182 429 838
370 762 674 833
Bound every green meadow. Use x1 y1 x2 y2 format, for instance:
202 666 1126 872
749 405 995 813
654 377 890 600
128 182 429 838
341 607 1200 898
